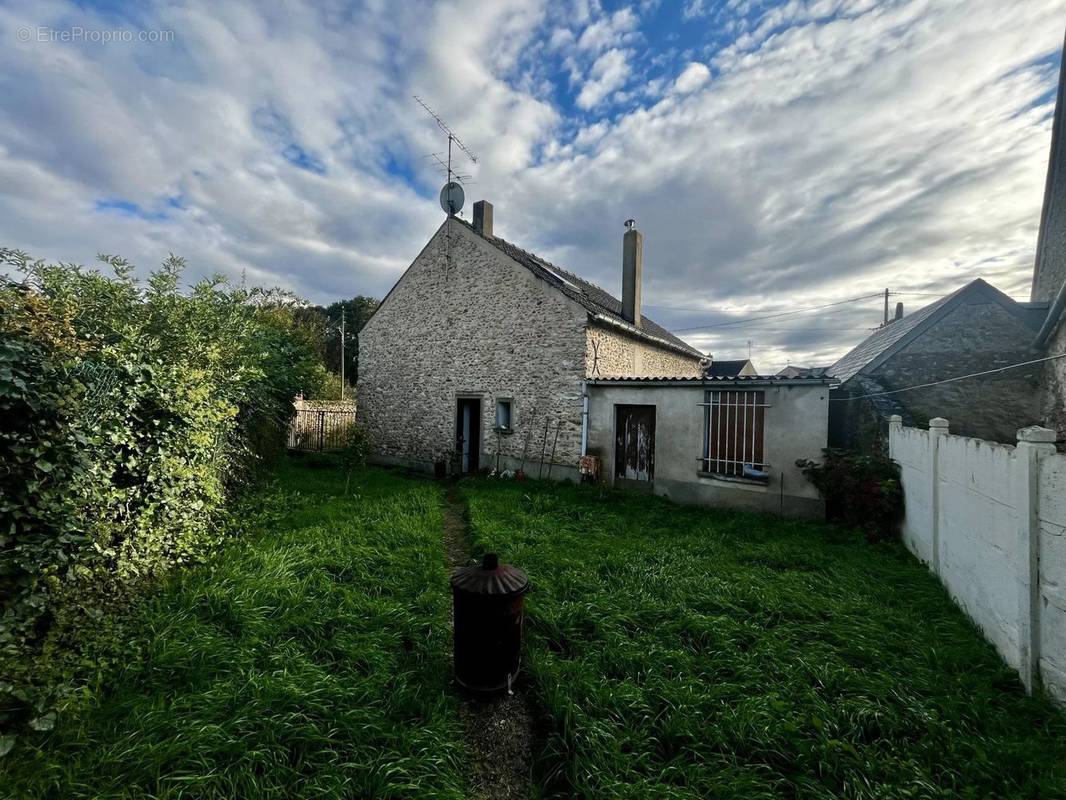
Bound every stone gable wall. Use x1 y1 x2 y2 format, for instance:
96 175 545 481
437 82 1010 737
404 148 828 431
1044 321 1066 443
357 219 588 473
585 326 701 378
866 301 1043 443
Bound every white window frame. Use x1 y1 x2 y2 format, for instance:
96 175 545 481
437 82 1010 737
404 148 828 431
494 397 514 432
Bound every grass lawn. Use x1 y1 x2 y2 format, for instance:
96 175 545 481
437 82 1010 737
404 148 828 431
1 459 468 799
461 478 1066 799
4 460 1065 799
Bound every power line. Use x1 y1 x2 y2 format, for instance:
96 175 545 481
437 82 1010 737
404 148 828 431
671 293 883 332
830 353 1066 401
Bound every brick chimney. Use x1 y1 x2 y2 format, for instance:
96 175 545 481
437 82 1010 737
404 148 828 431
622 219 642 325
473 200 493 238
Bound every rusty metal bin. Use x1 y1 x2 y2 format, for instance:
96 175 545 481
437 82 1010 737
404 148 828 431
451 552 529 694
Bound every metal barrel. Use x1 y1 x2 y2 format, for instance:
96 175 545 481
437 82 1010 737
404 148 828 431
450 552 529 694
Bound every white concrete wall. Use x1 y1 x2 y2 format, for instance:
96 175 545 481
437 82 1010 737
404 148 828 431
894 424 935 565
890 418 1066 705
1038 451 1066 702
936 434 1021 668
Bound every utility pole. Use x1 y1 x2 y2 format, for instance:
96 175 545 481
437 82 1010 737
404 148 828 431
340 307 346 400
883 288 890 326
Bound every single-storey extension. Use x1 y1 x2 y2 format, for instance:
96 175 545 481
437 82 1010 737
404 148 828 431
585 375 831 519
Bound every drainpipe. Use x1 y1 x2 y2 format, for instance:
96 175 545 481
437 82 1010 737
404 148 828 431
1033 278 1066 349
580 380 589 457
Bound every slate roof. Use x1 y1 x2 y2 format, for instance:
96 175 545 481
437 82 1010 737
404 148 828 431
456 218 703 358
706 359 755 377
828 278 1048 384
776 365 830 379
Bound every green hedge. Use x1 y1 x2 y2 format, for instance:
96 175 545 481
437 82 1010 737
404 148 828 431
0 249 328 745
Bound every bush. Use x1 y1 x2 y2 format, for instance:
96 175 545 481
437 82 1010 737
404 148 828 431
0 249 326 743
796 448 903 542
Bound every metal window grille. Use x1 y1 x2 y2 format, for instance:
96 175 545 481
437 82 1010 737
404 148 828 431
699 390 769 476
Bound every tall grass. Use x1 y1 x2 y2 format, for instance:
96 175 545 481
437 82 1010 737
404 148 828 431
460 479 1066 799
1 460 468 799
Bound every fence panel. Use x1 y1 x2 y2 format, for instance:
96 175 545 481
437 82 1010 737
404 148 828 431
288 409 357 452
889 416 1064 705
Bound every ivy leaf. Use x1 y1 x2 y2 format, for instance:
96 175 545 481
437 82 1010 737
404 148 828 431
34 459 55 474
0 735 15 757
28 711 56 731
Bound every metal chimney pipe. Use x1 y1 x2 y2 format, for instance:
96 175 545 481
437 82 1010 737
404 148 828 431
622 220 642 325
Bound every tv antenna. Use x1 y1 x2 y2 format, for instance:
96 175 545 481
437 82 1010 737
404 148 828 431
414 95 478 215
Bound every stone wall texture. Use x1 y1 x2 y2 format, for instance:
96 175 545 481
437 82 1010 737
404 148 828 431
358 220 588 473
1044 322 1066 443
585 326 701 378
865 301 1044 443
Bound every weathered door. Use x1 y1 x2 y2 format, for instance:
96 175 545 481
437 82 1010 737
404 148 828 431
456 398 481 473
615 404 655 483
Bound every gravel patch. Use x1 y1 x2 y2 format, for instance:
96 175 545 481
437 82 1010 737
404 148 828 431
442 485 535 800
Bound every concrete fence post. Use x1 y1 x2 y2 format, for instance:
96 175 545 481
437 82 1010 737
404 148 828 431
1015 425 1057 693
928 418 949 574
888 414 903 443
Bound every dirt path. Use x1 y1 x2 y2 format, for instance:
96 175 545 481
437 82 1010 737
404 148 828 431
442 486 535 800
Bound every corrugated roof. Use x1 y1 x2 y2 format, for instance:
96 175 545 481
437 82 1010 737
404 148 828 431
456 218 704 359
588 374 831 384
828 279 1050 384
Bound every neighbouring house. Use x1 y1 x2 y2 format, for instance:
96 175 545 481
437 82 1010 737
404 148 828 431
830 37 1066 451
777 365 830 379
585 374 831 518
704 358 758 377
357 203 704 481
827 279 1048 448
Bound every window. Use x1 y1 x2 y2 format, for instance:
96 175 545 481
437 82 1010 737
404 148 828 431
700 390 768 479
495 398 513 431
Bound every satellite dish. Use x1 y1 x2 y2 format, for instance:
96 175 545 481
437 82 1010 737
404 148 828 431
440 181 465 215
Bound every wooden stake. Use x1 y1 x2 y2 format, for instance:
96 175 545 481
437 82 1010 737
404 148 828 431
538 417 550 479
546 421 561 479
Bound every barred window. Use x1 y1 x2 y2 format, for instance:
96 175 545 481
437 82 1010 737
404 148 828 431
700 390 768 478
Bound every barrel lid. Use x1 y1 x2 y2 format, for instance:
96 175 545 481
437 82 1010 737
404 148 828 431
451 552 529 595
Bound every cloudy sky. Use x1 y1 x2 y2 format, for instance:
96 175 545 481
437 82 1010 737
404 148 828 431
1 0 1064 369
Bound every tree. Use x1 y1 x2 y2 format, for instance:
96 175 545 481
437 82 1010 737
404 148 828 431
321 296 379 388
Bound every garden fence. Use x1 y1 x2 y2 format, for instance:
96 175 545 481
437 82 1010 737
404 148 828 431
288 408 357 452
889 416 1065 706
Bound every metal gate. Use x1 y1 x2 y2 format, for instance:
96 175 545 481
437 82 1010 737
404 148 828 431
288 408 357 452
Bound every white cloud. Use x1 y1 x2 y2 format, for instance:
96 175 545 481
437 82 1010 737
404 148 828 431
576 48 632 109
1 0 1065 370
673 61 711 93
576 7 639 52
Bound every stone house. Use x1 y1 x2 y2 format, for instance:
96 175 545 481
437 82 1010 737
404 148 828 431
1032 34 1066 443
828 279 1048 447
357 202 704 479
